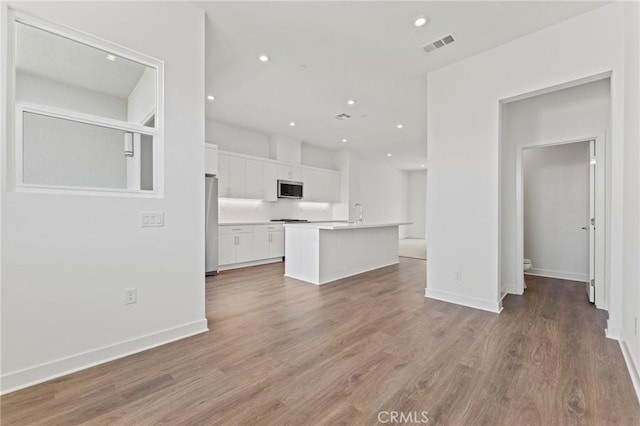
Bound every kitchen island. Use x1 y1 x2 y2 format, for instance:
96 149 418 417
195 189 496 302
284 222 410 285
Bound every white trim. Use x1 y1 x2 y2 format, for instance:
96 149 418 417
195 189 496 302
425 288 503 314
0 319 208 395
7 8 165 198
618 330 640 403
606 321 621 340
525 268 588 283
18 102 158 136
219 257 283 271
514 133 607 309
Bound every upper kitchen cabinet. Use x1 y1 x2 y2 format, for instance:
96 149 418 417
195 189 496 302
278 164 303 182
218 153 246 198
217 150 339 202
245 158 263 199
262 162 278 202
302 168 340 203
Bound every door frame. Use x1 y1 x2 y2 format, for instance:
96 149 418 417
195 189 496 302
515 133 606 308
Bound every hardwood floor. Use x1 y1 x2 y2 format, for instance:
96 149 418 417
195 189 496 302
2 260 639 425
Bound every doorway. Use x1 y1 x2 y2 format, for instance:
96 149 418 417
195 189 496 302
520 140 601 302
499 76 610 309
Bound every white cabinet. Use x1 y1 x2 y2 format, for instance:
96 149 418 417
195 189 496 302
278 164 303 182
323 171 340 203
270 230 285 257
301 169 340 202
227 155 246 198
302 168 319 201
218 153 230 197
245 159 263 199
218 225 254 266
254 224 285 259
218 154 249 198
219 224 284 268
205 144 218 175
218 150 340 203
262 162 278 202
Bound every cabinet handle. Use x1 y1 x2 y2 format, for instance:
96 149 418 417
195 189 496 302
232 228 242 231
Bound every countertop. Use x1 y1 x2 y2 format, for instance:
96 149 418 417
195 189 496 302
219 220 350 226
283 222 411 230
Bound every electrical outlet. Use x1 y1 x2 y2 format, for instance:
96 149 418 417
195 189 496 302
125 288 137 305
455 271 462 281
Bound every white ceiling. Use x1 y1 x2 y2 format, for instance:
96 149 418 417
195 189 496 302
16 22 148 100
199 1 608 170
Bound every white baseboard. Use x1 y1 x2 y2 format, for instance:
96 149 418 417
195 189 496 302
219 257 282 271
606 320 621 340
525 268 587 282
618 329 640 403
0 319 208 395
425 288 502 314
503 284 524 295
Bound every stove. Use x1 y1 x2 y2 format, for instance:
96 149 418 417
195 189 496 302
271 219 310 223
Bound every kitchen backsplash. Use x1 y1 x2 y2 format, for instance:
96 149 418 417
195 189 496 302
219 199 335 223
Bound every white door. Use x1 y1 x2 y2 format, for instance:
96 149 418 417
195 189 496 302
586 140 596 303
253 232 270 260
235 233 254 263
270 231 285 257
218 233 236 265
228 156 246 198
262 162 278 201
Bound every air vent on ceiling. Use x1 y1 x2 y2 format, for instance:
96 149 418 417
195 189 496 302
423 34 456 53
335 113 351 120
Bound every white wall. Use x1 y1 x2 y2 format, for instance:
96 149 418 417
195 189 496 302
301 143 335 170
16 70 127 120
621 0 640 389
352 158 409 238
206 119 270 158
1 1 206 393
523 142 590 281
407 170 427 238
219 199 334 223
501 78 610 293
426 3 626 315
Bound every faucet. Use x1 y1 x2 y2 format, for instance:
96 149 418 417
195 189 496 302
354 203 364 224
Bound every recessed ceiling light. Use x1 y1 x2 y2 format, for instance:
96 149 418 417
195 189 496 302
421 164 425 168
207 95 215 101
396 124 404 129
342 138 348 143
414 16 428 27
347 99 356 105
289 122 296 127
106 54 116 61
387 153 392 157
259 54 270 62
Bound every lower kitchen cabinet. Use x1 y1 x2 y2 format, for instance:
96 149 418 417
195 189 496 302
219 224 285 269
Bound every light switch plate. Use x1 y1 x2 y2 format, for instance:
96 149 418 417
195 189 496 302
141 212 164 227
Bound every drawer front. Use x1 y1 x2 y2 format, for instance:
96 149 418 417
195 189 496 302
219 225 254 234
253 224 284 233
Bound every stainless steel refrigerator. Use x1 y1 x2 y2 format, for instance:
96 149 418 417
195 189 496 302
205 174 219 276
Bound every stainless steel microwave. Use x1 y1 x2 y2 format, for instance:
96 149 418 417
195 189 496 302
277 179 303 199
